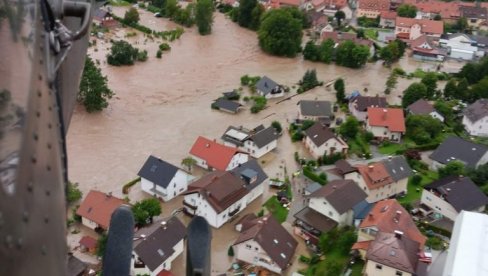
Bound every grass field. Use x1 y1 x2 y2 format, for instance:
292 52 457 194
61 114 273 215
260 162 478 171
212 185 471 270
263 196 289 223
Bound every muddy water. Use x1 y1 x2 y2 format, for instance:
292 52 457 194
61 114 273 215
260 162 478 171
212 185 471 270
67 7 423 275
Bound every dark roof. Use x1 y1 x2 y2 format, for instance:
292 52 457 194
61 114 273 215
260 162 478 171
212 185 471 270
430 136 488 168
234 215 297 270
184 171 249 213
67 254 87 276
309 180 367 214
407 99 435 115
137 155 179 188
93 8 109 21
231 159 268 192
463 99 488 123
471 35 488 46
249 126 278 148
335 159 357 175
350 96 387 112
305 182 322 194
304 122 340 147
352 200 374 220
213 98 242 113
293 207 338 232
382 156 413 182
366 232 420 274
223 90 239 99
133 217 186 271
255 76 279 95
460 5 487 19
425 176 488 212
299 100 332 117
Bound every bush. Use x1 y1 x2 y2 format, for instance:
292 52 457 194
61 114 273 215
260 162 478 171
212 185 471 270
410 174 422 186
107 40 139 66
303 166 327 185
228 245 234 256
250 96 267 113
67 182 83 204
257 209 264 217
156 50 162 58
159 43 171 51
272 121 282 133
426 236 445 250
122 177 141 194
299 255 311 264
137 50 148 61
291 131 304 142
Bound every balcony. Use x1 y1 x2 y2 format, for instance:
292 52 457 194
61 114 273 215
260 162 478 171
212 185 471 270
149 187 167 198
229 206 241 217
183 200 197 210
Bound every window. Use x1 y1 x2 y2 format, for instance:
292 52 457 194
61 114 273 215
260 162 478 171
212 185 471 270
246 244 252 249
376 264 382 270
174 183 176 188
255 247 258 251
396 271 403 276
329 211 333 216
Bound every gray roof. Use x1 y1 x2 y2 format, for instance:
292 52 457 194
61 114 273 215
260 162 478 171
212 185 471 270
407 99 435 115
430 136 488 168
304 121 340 147
137 155 179 188
223 90 239 99
67 254 87 276
93 8 109 21
133 217 186 271
299 100 332 117
305 182 322 194
352 200 374 220
309 179 368 214
470 35 488 46
293 207 338 232
463 99 488 123
231 159 268 192
255 76 279 95
213 98 242 113
350 96 387 112
382 156 413 182
460 5 487 19
425 176 488 212
250 126 278 148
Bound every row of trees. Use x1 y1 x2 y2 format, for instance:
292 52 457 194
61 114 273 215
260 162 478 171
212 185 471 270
151 0 214 34
78 57 113 112
401 72 438 107
304 39 370 68
107 40 148 66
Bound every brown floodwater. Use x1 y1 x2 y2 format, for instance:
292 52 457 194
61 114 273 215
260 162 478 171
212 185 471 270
67 6 429 275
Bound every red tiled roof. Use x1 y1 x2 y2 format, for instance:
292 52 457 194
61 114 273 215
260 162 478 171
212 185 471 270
79 236 97 249
358 0 390 11
279 0 301 7
367 107 406 132
76 190 126 230
402 0 464 19
352 240 371 250
312 0 325 8
356 163 394 190
396 17 444 35
190 136 241 171
360 199 427 247
380 10 397 20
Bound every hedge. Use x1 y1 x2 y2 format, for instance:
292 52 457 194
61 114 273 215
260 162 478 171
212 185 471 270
303 166 327 185
122 177 141 194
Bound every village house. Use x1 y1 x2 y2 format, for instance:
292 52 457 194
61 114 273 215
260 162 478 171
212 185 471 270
462 99 488 137
421 176 488 221
407 99 445 122
182 160 267 228
460 5 488 28
137 155 194 202
395 17 444 41
298 100 333 122
131 217 186 276
78 236 97 254
92 8 119 28
439 33 480 61
255 76 284 99
410 35 446 61
233 215 298 274
379 11 397 28
189 136 249 171
307 179 368 226
212 98 243 114
366 107 406 142
344 156 412 203
401 0 461 22
303 121 348 159
348 95 387 122
76 190 127 231
364 232 428 276
221 124 278 158
352 199 426 259
314 0 352 19
307 11 328 32
443 211 488 276
357 0 390 19
429 136 488 170
293 207 338 249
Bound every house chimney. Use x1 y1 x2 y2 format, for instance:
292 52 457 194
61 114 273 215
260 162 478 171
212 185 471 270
106 192 112 198
394 230 404 239
333 185 337 190
141 234 146 240
161 221 167 230
382 109 388 119
394 210 402 223
368 165 374 171
205 143 210 148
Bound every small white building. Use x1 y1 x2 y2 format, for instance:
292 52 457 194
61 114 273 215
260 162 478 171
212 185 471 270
421 176 488 221
221 125 279 158
76 190 127 231
307 179 367 226
189 136 249 171
303 121 348 159
429 136 488 170
366 107 405 143
233 215 298 274
462 99 488 137
348 96 388 122
439 33 480 61
131 217 186 276
407 99 445 122
255 76 284 99
138 155 194 202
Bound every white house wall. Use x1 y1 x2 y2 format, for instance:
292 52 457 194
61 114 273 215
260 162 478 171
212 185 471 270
81 217 98 231
191 154 209 170
364 259 412 276
308 197 353 226
421 189 460 221
367 125 402 142
242 139 277 158
462 116 488 137
345 172 407 203
141 170 193 201
234 240 283 274
226 153 249 171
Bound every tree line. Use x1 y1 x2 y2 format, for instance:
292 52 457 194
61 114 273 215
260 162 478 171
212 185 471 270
303 39 370 68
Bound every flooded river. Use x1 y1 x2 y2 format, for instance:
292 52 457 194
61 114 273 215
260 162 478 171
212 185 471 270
67 6 428 275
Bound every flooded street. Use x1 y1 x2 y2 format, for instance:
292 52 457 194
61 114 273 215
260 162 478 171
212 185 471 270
67 6 426 275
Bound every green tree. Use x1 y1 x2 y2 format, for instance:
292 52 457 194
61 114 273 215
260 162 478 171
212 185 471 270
319 38 335 63
339 116 359 139
406 115 444 145
443 79 458 99
467 163 488 186
434 100 455 123
299 69 320 92
303 41 319 61
380 40 406 64
107 40 139 66
336 229 357 255
336 40 369 68
165 0 179 18
468 76 488 102
96 234 108 257
433 14 442 21
456 17 469 33
397 4 417 18
385 71 398 94
438 161 465 178
271 121 282 133
334 10 345 26
181 156 197 172
67 181 83 204
238 0 257 28
195 0 214 35
421 72 438 97
280 7 310 28
249 4 264 30
258 9 302 57
79 57 114 112
124 7 140 25
458 63 480 85
132 198 162 226
402 82 428 107
334 78 345 103
227 245 234 256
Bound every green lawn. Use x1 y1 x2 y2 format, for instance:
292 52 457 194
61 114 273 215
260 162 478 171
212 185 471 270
305 249 349 276
378 143 404 155
263 196 289 223
347 134 371 158
399 171 438 204
364 29 378 40
350 259 365 276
